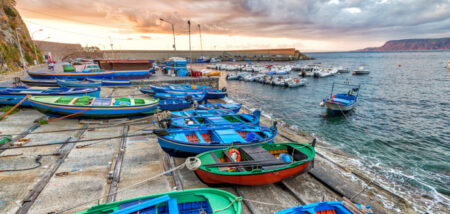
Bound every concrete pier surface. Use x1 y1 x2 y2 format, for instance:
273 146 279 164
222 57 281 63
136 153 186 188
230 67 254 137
0 85 438 214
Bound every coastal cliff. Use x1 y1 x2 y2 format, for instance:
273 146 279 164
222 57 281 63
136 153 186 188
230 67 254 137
359 38 450 51
0 0 41 71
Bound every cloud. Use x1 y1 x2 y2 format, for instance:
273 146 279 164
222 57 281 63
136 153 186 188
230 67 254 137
16 0 450 42
140 35 152 40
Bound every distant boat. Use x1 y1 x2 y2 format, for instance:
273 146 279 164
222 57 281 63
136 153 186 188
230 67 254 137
56 79 102 88
20 78 59 87
0 87 100 106
353 65 370 75
170 109 235 118
337 66 350 73
287 78 307 87
276 200 372 214
76 188 242 214
152 123 277 157
197 103 241 113
29 96 159 118
189 142 315 185
321 82 360 113
169 110 260 128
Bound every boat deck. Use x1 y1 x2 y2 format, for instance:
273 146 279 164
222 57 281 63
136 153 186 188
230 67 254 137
0 87 421 214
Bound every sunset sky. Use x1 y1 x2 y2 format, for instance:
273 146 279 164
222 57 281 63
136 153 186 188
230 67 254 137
16 0 450 52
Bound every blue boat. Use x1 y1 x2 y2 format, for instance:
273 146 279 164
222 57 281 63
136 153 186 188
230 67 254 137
197 103 241 113
321 82 360 113
140 88 155 95
169 110 260 128
152 123 277 157
29 96 159 119
151 85 227 99
27 70 115 80
170 109 236 118
21 78 59 87
0 87 100 106
154 92 206 102
159 99 192 111
112 70 151 80
56 79 102 88
276 200 372 214
169 84 212 89
86 78 131 87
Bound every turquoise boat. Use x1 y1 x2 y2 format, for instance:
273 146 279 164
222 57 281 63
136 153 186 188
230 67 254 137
56 79 102 88
169 111 260 128
170 109 236 118
276 200 372 214
77 188 242 214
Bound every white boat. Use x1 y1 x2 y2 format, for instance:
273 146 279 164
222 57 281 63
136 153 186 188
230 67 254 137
272 77 287 86
206 64 217 69
353 65 370 75
337 66 350 73
287 78 307 87
226 72 248 80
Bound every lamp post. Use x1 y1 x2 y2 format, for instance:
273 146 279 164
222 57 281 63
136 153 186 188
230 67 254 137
15 28 26 70
188 20 192 63
160 18 176 52
198 24 203 58
31 29 43 65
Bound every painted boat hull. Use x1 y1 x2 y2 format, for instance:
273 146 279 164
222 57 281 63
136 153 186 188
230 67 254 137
159 99 191 111
352 71 370 75
57 80 102 88
276 201 366 214
154 92 206 102
206 91 227 99
170 109 236 118
112 70 150 80
197 104 241 113
170 111 260 128
195 162 310 185
86 78 131 87
21 78 59 87
27 71 115 80
29 99 158 119
324 101 357 112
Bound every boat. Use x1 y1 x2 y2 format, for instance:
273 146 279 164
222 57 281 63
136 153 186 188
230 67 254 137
63 63 75 72
76 188 242 214
275 200 372 214
20 78 59 87
56 79 102 88
202 70 221 76
352 65 370 75
170 84 212 89
152 123 277 157
337 66 350 73
226 72 248 80
287 78 307 88
86 78 131 87
140 88 155 95
150 85 205 94
188 142 315 185
29 96 159 118
159 99 192 111
197 104 241 113
0 87 100 106
27 70 114 80
320 82 360 113
170 109 236 118
169 111 260 128
154 92 206 102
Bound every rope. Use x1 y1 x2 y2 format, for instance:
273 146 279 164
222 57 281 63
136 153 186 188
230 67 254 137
213 197 241 213
48 108 92 123
185 157 201 170
55 162 186 214
243 198 292 207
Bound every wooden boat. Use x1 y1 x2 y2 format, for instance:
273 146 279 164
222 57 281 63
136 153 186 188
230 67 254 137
21 78 59 87
170 109 236 118
170 111 260 128
153 123 277 157
159 99 192 111
86 78 131 87
352 65 370 75
170 84 212 89
151 85 227 99
0 87 100 106
275 199 372 214
320 82 360 113
197 104 241 113
76 188 242 214
29 96 158 118
140 88 155 95
56 79 102 88
154 92 206 102
189 142 315 185
27 70 115 80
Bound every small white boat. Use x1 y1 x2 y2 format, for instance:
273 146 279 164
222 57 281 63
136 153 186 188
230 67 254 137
337 66 350 73
353 65 370 75
226 72 248 80
287 78 307 87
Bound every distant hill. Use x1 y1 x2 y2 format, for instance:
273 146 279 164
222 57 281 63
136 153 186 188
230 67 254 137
359 38 450 51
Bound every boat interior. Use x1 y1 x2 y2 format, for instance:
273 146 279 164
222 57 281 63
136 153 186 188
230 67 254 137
118 196 212 214
51 96 149 106
172 128 269 144
181 115 252 126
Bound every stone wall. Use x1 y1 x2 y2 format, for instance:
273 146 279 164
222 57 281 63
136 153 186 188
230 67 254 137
35 41 83 61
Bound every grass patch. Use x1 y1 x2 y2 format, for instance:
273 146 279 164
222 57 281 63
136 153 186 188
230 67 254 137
0 105 20 114
39 120 49 125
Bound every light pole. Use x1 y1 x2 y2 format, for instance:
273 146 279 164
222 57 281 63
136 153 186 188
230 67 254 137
15 28 26 70
160 18 176 52
198 24 203 58
188 20 192 62
31 29 43 65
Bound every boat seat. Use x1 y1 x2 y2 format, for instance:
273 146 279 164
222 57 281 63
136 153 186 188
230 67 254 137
68 98 78 105
240 145 285 170
222 150 244 172
92 98 112 106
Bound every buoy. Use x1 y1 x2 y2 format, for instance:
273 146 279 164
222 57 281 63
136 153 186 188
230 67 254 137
398 64 401 67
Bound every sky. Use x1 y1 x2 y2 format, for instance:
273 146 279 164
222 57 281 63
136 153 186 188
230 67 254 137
16 0 450 52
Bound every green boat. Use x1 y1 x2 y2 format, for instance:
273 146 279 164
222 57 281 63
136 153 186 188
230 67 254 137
190 142 315 185
76 188 242 214
63 63 75 72
29 96 159 118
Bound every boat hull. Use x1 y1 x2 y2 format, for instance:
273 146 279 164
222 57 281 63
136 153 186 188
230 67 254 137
27 71 115 80
86 78 131 87
206 91 227 99
112 70 150 80
352 71 370 75
21 78 59 87
197 104 241 113
324 101 356 112
0 88 100 106
195 162 311 185
57 80 102 88
159 100 191 111
29 100 158 118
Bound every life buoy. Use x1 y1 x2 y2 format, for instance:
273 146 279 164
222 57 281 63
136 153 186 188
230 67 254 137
228 148 241 162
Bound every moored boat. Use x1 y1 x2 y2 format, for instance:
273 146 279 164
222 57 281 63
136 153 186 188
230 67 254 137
56 79 102 88
170 109 235 118
275 200 372 214
352 65 370 75
188 142 315 185
0 87 100 106
159 99 192 111
154 92 206 102
27 70 115 80
86 78 131 87
76 188 242 214
320 82 360 113
152 123 277 157
197 104 241 113
169 111 260 128
29 96 158 118
20 78 59 87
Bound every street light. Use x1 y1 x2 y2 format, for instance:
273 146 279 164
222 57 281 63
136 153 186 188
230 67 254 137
188 20 191 62
32 29 43 65
160 18 176 52
15 28 26 70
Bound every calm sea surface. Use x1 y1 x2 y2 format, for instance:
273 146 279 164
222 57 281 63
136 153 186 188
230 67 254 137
220 51 449 211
